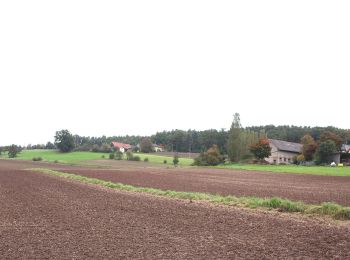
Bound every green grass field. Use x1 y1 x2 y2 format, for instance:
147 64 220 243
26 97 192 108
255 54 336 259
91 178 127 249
220 164 350 176
136 153 193 166
0 150 194 166
2 150 349 175
11 150 107 164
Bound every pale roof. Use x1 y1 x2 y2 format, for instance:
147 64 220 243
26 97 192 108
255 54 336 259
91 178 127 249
268 139 302 153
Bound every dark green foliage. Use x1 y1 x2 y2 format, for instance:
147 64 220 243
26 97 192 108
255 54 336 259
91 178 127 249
140 138 153 153
315 140 337 164
301 134 317 161
91 144 100 152
193 145 225 166
126 151 140 161
54 129 75 153
67 125 348 156
45 142 56 149
132 156 141 161
101 155 105 159
144 157 149 162
91 143 111 153
115 151 123 160
32 157 43 161
126 151 134 160
109 153 115 159
8 144 21 158
163 160 167 164
227 113 242 162
173 154 179 166
249 139 271 160
319 131 342 150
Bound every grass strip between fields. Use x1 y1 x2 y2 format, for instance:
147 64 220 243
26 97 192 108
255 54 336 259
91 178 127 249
28 168 350 221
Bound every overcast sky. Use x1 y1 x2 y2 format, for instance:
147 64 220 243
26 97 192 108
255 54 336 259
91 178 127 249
1 1 349 146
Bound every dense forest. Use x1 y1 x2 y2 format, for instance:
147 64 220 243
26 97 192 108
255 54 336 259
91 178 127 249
15 125 349 156
66 125 349 154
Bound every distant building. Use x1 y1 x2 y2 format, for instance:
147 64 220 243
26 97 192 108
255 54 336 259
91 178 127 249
266 139 302 164
152 144 164 152
111 142 131 153
340 144 350 165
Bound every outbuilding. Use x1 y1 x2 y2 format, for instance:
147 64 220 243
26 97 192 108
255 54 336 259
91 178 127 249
266 139 302 164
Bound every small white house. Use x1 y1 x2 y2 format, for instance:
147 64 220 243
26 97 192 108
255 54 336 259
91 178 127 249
153 144 164 152
111 142 131 153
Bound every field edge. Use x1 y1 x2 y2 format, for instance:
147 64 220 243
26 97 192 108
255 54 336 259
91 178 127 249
27 167 350 221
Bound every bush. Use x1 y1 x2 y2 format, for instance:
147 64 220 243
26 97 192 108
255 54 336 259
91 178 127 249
126 151 134 160
125 151 141 161
115 151 123 160
91 144 100 153
8 144 22 158
193 145 225 166
101 155 105 159
109 153 115 159
163 160 167 164
173 154 179 167
144 157 149 162
54 160 59 163
32 157 43 161
132 156 141 161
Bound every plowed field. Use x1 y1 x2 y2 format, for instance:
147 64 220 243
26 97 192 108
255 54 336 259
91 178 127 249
54 160 350 206
1 160 350 259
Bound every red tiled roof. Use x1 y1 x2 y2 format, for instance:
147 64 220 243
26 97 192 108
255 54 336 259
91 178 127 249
111 142 131 149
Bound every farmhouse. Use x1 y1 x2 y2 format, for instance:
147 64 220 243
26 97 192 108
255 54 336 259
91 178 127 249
153 144 164 152
111 142 131 153
266 139 302 164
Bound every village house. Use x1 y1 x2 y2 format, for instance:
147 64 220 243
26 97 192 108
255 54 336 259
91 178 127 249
111 142 131 153
152 144 164 152
266 139 302 164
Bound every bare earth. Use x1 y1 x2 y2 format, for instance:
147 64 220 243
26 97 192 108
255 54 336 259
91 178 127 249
47 159 350 206
1 159 350 259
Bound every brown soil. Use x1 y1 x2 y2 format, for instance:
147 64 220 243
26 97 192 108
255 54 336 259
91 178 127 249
1 160 350 259
45 159 350 206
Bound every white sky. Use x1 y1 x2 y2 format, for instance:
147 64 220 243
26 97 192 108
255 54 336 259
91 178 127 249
1 1 349 146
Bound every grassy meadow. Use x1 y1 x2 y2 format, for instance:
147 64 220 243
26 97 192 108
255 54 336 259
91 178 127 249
220 164 350 176
1 149 194 166
1 149 349 176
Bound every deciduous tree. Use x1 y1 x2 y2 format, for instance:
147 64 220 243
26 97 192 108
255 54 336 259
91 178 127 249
54 129 75 153
8 144 21 158
301 134 317 161
249 138 271 160
140 138 153 153
315 140 337 164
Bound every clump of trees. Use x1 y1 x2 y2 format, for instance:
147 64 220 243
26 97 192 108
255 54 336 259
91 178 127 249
193 145 225 166
140 138 153 153
298 131 343 164
249 139 271 161
227 113 267 163
54 129 75 153
315 140 337 164
7 145 22 158
91 144 111 153
301 134 317 161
